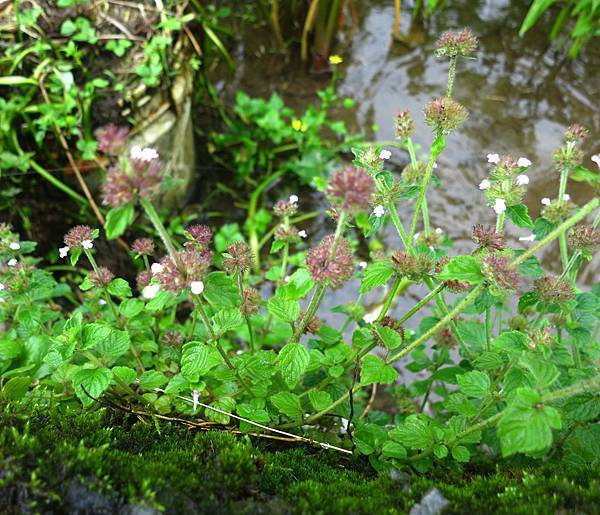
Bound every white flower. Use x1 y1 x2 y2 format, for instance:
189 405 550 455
487 153 500 164
59 246 69 258
493 198 507 214
7 258 17 267
516 174 529 186
131 145 159 162
284 275 291 283
517 157 532 167
591 154 600 169
379 149 392 160
298 230 307 238
358 261 367 269
363 306 383 324
340 418 350 431
413 232 420 240
373 205 385 218
433 162 438 169
479 179 491 190
0 283 5 291
9 242 20 250
142 283 160 299
151 263 164 275
192 390 200 412
289 194 299 204
435 227 443 234
541 197 551 206
563 193 570 201
81 239 94 250
519 234 536 242
190 281 204 295
98 299 107 305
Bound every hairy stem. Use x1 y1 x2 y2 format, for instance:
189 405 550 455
139 198 178 261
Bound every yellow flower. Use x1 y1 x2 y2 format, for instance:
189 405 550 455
328 54 343 65
292 119 308 132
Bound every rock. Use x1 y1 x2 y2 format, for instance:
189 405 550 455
409 487 449 515
388 469 411 492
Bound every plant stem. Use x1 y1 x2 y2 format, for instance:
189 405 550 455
485 306 492 350
139 198 178 261
388 202 410 250
376 276 402 322
408 149 438 248
557 166 570 269
495 211 505 232
446 56 457 99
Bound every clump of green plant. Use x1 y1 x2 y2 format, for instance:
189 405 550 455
2 29 600 475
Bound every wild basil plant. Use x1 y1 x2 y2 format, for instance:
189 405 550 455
2 29 600 473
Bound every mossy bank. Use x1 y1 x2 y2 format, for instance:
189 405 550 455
1 404 599 514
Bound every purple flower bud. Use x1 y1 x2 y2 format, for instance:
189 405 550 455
434 29 478 58
391 251 433 281
132 238 155 256
185 224 213 247
326 165 375 214
306 235 354 289
102 158 163 208
394 111 415 140
482 254 520 294
570 224 600 252
302 312 322 335
136 270 152 291
423 98 468 134
222 242 254 274
155 249 212 294
240 287 261 316
472 225 506 252
533 276 574 304
95 124 129 155
274 199 298 218
88 266 114 288
564 124 587 143
64 225 95 249
162 330 184 347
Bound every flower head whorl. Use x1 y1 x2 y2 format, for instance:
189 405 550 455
306 235 354 289
423 98 468 134
64 225 95 250
434 29 478 58
326 166 375 214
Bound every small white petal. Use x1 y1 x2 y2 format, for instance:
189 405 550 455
432 162 438 169
0 283 5 290
435 227 443 234
9 242 20 250
413 232 420 240
493 198 507 214
479 179 491 190
192 390 200 412
358 261 367 269
373 205 385 218
516 174 529 186
190 281 204 295
340 418 349 430
59 246 69 258
517 157 532 167
284 275 291 283
563 193 570 201
142 283 160 299
541 197 551 206
289 194 299 204
487 153 500 164
7 258 17 266
298 230 307 238
519 234 536 242
379 149 392 160
98 299 107 305
82 239 94 250
591 154 600 169
151 263 164 275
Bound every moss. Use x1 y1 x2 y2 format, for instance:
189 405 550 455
1 404 599 514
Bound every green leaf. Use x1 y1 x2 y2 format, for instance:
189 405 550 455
107 278 132 298
205 397 236 424
570 166 599 185
374 326 403 350
278 343 310 389
203 272 240 309
164 374 190 394
439 256 484 284
112 366 136 385
104 203 135 239
181 342 211 382
493 331 528 353
360 261 394 293
268 296 301 323
518 354 560 388
81 323 130 357
308 390 332 411
517 255 545 278
212 308 244 335
457 370 490 397
0 339 22 360
361 355 398 385
278 268 314 300
381 440 407 460
433 444 449 459
431 132 446 157
119 299 144 319
271 391 302 418
73 367 112 406
354 424 387 455
506 204 534 228
1 376 31 400
498 387 561 456
451 445 471 462
139 370 168 389
389 415 434 450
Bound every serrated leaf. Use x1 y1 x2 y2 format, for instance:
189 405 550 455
181 341 211 382
278 342 310 389
361 355 397 385
389 415 433 450
308 390 332 411
139 370 168 389
0 339 22 360
360 261 394 293
439 256 484 284
104 203 135 239
506 204 534 228
268 296 300 323
107 278 132 298
381 440 407 459
1 376 31 400
451 445 471 462
457 370 490 397
493 331 528 353
212 308 244 335
203 272 240 309
374 325 403 350
73 367 112 406
112 366 136 385
271 391 302 418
